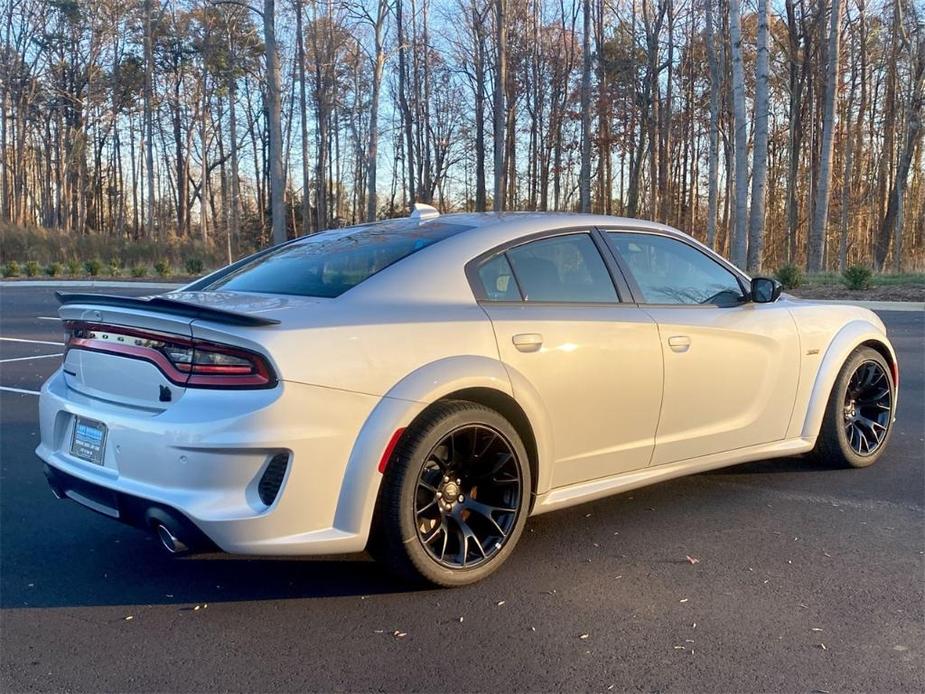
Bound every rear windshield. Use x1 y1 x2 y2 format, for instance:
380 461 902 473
203 219 471 298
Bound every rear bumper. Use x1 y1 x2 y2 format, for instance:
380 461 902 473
36 368 386 555
43 463 216 551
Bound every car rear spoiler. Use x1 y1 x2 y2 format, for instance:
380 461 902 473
55 292 281 327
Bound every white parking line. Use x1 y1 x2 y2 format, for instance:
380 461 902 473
0 337 65 346
0 353 62 363
0 386 40 396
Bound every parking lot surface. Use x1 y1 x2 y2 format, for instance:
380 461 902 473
1 285 922 692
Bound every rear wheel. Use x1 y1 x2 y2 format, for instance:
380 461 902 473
814 347 895 468
371 401 531 587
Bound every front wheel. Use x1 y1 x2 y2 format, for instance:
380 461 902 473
371 401 531 587
814 347 896 468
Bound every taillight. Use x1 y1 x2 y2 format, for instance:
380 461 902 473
64 322 276 389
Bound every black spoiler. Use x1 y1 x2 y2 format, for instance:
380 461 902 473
55 292 280 327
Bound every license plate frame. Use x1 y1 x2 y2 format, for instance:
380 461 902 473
70 417 108 466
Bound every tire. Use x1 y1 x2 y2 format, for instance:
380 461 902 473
813 346 895 469
370 400 532 587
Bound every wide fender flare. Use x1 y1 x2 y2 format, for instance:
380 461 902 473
800 319 897 440
332 355 553 543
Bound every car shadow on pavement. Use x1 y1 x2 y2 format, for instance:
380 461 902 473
1 537 423 610
711 455 831 475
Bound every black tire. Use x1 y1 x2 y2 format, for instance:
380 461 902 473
813 346 895 469
370 400 531 587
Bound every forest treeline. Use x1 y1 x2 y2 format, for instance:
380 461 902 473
1 0 923 271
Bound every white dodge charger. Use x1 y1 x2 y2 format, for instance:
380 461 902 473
37 208 899 586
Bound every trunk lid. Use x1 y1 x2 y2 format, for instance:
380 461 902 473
58 300 195 410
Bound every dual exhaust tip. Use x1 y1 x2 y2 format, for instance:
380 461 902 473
154 523 189 555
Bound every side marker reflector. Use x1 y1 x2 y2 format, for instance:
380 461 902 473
378 428 406 474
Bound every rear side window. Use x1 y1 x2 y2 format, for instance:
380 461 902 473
204 219 472 298
505 234 617 303
478 254 521 301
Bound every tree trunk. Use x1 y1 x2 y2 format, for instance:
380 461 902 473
295 0 311 234
365 0 388 222
143 0 156 240
881 34 924 272
264 0 286 245
493 0 507 211
729 0 748 268
578 0 591 212
704 0 720 249
808 0 842 272
746 0 770 271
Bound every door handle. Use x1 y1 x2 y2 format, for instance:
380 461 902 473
668 336 691 353
512 333 544 353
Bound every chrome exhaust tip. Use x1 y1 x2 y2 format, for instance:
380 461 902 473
155 523 189 555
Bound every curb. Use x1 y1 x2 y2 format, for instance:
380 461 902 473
810 299 924 312
0 280 183 290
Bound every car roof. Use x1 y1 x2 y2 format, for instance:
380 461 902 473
430 211 685 237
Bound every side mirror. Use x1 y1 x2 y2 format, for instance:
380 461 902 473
751 276 783 304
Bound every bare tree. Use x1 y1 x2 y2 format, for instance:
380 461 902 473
808 0 843 272
746 0 770 271
704 0 720 250
579 0 591 212
492 0 506 211
728 0 748 267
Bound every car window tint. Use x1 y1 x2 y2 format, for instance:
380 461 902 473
607 232 744 307
478 254 521 301
506 234 617 303
204 219 472 298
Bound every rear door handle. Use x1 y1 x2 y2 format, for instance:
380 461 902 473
512 333 544 353
668 336 691 353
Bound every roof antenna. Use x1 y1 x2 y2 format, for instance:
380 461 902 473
410 203 440 221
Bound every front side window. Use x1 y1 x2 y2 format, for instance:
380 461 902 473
505 233 618 303
204 219 472 298
607 232 745 307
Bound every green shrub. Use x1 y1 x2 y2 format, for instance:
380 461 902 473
25 260 41 277
66 259 82 276
184 257 204 275
3 260 21 277
84 258 103 276
131 264 148 278
154 260 171 277
774 263 804 290
843 265 873 291
46 262 64 277
108 260 122 277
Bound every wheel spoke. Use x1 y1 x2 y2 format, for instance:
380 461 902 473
414 423 522 570
844 360 892 456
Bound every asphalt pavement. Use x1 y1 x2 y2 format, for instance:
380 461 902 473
1 285 922 692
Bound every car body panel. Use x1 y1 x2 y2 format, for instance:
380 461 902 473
482 303 663 487
35 212 898 557
643 301 801 465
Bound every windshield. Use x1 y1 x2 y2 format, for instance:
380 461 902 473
203 219 472 298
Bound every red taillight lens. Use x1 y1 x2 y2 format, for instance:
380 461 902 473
64 322 276 389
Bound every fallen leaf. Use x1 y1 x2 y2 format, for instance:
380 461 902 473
686 555 700 565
